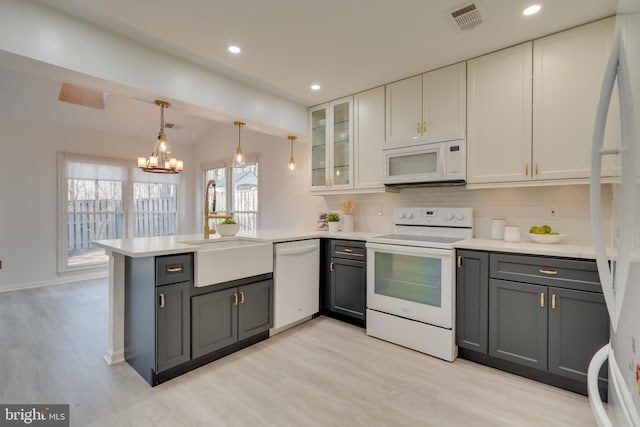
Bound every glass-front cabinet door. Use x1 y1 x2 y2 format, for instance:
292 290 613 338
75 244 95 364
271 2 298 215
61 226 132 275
309 97 353 191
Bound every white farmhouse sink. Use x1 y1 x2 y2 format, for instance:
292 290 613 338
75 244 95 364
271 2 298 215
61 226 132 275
188 239 273 287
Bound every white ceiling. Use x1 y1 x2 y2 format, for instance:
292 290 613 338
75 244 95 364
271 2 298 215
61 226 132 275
0 0 619 145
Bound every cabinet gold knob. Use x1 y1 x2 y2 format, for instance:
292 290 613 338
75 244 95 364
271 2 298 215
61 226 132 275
417 122 421 133
240 291 245 304
159 293 165 309
233 292 238 306
423 121 427 133
552 294 557 310
525 163 529 176
540 292 545 308
457 255 462 269
535 162 539 175
330 262 334 272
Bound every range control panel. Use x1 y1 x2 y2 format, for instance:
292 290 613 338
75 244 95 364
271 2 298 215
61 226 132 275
394 207 473 228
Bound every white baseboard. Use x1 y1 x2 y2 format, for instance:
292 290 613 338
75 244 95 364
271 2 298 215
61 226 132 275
0 269 108 293
103 349 125 366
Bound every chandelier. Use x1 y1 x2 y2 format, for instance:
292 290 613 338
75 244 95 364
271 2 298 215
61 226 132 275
138 100 183 174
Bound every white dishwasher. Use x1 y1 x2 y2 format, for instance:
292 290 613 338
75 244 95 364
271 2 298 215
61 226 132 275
273 239 320 331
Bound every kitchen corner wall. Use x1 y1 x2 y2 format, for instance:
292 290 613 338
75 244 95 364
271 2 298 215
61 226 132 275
322 184 613 246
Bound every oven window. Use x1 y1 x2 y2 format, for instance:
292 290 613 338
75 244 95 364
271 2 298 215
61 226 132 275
389 152 438 176
374 252 441 307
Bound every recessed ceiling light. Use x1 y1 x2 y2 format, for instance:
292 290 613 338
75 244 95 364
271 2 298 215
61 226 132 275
228 45 241 54
523 4 541 16
310 84 321 91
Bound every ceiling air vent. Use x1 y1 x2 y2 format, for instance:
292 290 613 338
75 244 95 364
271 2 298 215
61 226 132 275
450 3 483 31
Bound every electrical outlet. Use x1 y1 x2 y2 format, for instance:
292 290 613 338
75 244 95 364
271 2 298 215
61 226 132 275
548 207 558 219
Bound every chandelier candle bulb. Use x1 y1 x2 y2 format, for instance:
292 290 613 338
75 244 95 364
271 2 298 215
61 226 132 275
177 160 184 171
149 156 158 167
137 157 146 168
169 158 177 168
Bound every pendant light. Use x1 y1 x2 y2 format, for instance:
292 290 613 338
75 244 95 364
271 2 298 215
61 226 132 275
287 135 297 174
232 121 246 167
137 100 183 173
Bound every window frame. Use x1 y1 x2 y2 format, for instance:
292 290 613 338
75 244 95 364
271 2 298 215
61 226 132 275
202 154 260 231
57 152 180 273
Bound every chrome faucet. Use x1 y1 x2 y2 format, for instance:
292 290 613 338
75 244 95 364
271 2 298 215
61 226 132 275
204 179 231 238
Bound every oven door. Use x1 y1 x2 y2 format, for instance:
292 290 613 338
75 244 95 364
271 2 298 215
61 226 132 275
381 142 445 185
366 242 454 329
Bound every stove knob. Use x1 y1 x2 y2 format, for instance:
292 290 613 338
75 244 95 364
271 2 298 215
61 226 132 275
446 214 454 221
406 213 414 219
455 213 464 221
398 212 406 219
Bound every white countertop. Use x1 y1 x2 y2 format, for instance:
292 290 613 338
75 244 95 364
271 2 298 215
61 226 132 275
94 229 377 257
454 238 600 259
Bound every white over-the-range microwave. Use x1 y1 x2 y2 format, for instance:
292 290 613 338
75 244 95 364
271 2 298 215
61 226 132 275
381 131 466 186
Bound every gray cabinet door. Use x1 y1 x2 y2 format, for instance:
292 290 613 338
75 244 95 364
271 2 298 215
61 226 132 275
548 287 609 382
456 250 489 353
192 288 238 359
331 258 366 320
489 279 548 371
238 280 273 341
156 281 191 372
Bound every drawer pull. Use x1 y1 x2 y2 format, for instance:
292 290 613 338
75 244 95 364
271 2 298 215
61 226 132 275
343 248 354 253
239 291 245 304
457 255 462 269
540 292 545 308
539 269 558 275
159 293 165 309
167 266 183 273
330 262 334 272
335 251 364 257
552 294 556 310
233 293 238 306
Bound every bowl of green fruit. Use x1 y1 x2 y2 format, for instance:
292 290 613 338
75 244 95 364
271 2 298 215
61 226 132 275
216 219 241 237
528 225 566 244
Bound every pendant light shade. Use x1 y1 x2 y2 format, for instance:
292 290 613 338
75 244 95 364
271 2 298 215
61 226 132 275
232 121 246 167
138 100 183 174
287 135 297 175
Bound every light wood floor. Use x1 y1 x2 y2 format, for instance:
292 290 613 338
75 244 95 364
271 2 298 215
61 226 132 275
0 279 597 426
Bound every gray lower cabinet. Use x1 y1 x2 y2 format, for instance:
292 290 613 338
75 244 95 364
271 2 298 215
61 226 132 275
456 250 489 353
125 253 193 386
331 258 366 320
192 280 273 360
489 279 548 371
547 286 609 383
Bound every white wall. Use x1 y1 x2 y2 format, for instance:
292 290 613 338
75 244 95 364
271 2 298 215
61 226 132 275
0 113 196 291
192 124 325 231
323 184 613 245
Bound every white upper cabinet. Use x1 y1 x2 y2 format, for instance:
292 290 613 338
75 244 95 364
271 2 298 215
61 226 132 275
309 97 354 192
386 62 466 144
422 62 466 137
467 42 533 184
385 75 422 143
533 17 618 180
354 86 385 190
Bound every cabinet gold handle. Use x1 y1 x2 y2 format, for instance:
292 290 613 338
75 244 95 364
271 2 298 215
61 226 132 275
552 294 556 310
167 266 183 273
539 269 558 275
417 122 421 133
240 291 245 304
344 248 353 253
457 255 462 269
330 262 334 272
540 292 545 308
233 292 238 306
535 162 539 175
422 121 427 133
159 293 165 309
525 163 529 176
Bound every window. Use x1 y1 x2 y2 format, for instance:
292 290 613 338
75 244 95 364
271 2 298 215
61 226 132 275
204 156 259 231
59 153 179 271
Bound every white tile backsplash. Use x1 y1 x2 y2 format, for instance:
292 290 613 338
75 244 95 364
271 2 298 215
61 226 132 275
323 184 612 245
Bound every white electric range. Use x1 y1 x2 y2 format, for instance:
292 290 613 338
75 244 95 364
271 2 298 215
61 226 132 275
366 207 473 362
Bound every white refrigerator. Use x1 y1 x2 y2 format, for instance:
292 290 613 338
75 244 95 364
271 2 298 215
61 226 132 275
588 2 640 426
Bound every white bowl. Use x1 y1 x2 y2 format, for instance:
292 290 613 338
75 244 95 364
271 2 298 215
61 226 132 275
216 223 240 237
527 233 567 244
